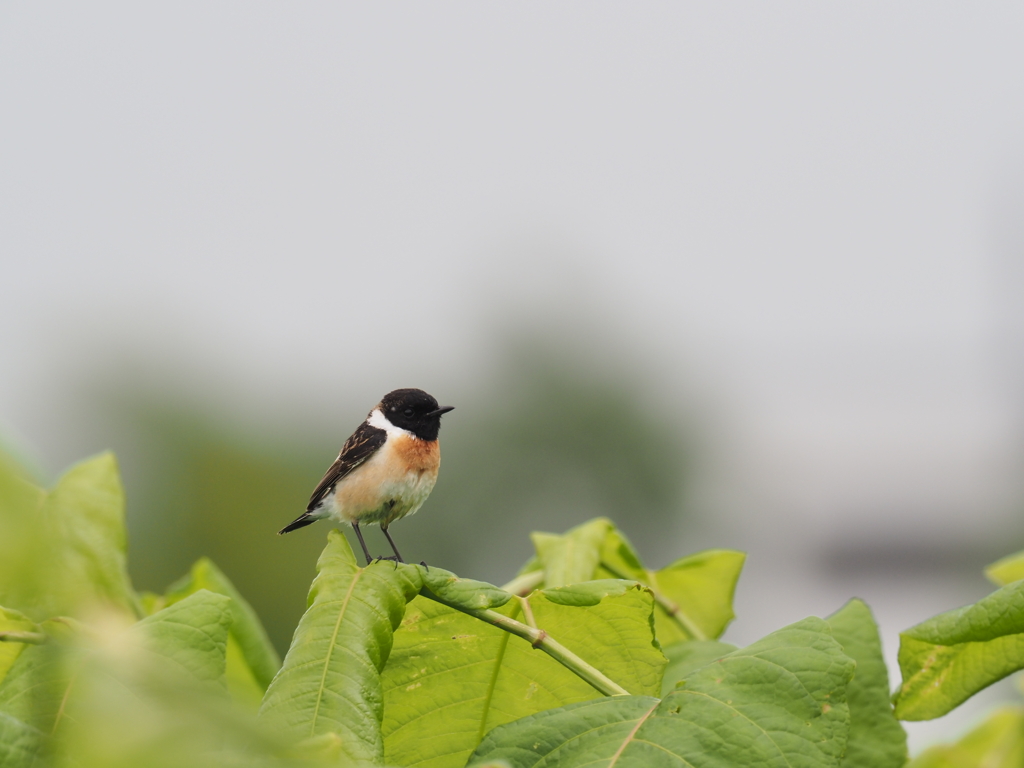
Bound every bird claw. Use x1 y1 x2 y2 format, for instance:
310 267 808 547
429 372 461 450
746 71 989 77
373 555 402 570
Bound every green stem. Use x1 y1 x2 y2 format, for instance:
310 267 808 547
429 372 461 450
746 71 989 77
499 570 544 596
0 631 47 644
600 561 708 641
516 595 538 629
420 588 629 697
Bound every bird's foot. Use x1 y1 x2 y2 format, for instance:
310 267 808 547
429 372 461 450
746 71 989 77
419 561 429 571
373 555 402 570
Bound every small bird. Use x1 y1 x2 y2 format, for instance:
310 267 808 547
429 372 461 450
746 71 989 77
278 388 454 565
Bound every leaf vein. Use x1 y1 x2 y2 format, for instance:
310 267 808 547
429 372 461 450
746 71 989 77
309 567 364 736
607 701 658 767
675 690 796 768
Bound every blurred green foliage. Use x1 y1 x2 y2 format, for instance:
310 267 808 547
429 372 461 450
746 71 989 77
5 434 1024 766
906 705 1024 767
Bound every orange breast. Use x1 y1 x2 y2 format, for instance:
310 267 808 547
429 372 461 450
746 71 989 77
392 434 441 475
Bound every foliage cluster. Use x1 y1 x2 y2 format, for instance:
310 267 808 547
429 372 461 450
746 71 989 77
2 451 1024 767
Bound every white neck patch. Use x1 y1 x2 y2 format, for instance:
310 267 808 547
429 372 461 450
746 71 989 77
367 408 413 437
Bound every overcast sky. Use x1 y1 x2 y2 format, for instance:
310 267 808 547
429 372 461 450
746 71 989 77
5 2 1024 514
4 3 1024 749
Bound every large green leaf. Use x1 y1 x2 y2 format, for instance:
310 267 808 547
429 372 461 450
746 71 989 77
986 549 1024 587
0 453 138 620
0 590 231 736
659 639 736 696
158 557 281 709
526 518 745 643
133 589 232 691
894 580 1024 720
0 711 44 768
906 706 1024 768
258 529 423 766
471 616 855 768
382 579 664 768
828 599 907 768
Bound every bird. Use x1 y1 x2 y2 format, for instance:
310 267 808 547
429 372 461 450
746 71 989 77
278 388 454 565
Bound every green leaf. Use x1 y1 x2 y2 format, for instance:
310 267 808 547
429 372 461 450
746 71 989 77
986 549 1024 587
527 518 745 643
133 589 233 690
471 616 856 768
827 599 907 768
0 591 231 736
597 526 646 580
162 557 281 708
659 639 736 696
634 549 746 643
894 580 1024 720
381 581 665 768
0 711 44 768
473 696 662 768
420 567 513 611
528 584 665 695
220 635 264 711
0 607 38 686
165 558 280 685
531 518 613 588
0 624 83 735
0 459 47 616
906 706 1024 768
258 529 423 766
47 594 294 768
0 453 138 620
538 579 642 607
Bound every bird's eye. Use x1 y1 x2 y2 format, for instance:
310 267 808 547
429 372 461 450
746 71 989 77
404 408 414 417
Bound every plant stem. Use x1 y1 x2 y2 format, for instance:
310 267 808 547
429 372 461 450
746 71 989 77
420 588 629 697
499 570 544 596
0 630 47 644
600 561 708 641
517 595 538 629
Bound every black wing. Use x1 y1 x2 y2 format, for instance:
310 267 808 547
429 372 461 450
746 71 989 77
306 421 387 513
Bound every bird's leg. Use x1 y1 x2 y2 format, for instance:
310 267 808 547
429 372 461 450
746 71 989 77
381 525 405 564
352 523 374 566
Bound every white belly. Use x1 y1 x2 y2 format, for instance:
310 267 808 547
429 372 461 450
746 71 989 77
318 437 439 526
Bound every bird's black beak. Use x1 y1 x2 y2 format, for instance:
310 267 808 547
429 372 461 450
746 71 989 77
427 406 454 418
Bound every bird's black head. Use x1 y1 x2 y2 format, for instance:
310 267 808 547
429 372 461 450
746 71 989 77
379 388 454 441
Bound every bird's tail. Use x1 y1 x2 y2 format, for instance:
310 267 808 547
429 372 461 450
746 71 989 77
278 513 317 535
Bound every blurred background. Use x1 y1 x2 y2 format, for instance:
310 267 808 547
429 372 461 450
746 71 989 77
3 2 1024 753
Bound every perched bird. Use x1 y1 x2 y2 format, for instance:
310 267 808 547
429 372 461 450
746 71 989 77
278 388 454 565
